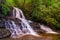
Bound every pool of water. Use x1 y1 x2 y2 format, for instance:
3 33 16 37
1 33 60 40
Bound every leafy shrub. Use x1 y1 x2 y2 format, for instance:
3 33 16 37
30 0 60 29
1 0 60 29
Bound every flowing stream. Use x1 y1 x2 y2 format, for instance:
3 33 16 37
4 7 59 38
5 7 39 38
39 24 58 34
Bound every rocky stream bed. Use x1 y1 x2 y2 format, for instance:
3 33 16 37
0 20 60 40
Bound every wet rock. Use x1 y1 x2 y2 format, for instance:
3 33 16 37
0 28 11 39
29 21 46 33
0 14 3 18
29 21 40 29
29 21 41 33
0 19 5 28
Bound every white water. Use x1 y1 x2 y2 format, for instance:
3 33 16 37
28 20 58 34
39 24 57 34
5 7 58 38
5 7 39 38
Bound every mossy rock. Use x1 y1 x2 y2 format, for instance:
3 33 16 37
0 28 11 39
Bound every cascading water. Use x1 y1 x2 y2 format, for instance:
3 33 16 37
5 7 39 38
4 7 58 38
39 24 58 34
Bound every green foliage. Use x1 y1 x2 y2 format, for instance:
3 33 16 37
1 0 18 16
26 3 60 29
1 0 10 16
1 0 60 29
30 0 60 29
1 0 15 16
1 4 10 16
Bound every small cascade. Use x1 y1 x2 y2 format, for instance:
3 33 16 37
5 20 24 38
39 24 57 34
5 7 39 38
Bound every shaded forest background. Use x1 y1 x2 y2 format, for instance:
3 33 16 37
1 0 60 30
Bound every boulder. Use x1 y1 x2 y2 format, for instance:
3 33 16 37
0 19 5 28
0 28 11 39
29 21 46 33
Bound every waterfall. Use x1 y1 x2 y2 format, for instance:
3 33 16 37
5 7 39 38
39 24 58 34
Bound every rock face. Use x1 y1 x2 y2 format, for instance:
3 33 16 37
0 19 11 39
30 22 40 32
29 21 46 33
0 19 5 28
0 28 11 39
